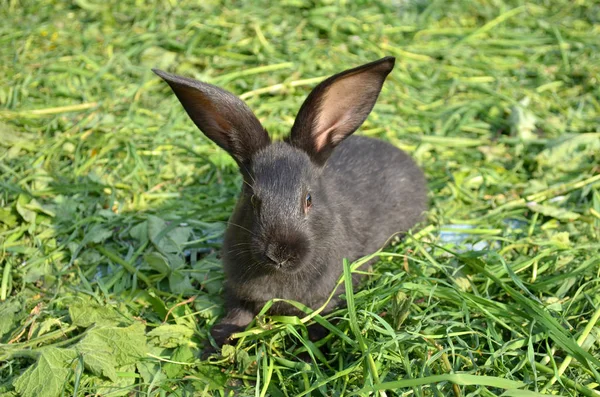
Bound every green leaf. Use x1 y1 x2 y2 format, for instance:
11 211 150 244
93 363 138 396
221 344 236 361
22 262 52 283
190 364 228 391
166 253 186 271
193 295 222 320
35 318 63 338
549 231 571 248
135 290 168 319
87 323 148 365
68 299 124 327
70 322 148 384
235 348 253 374
148 215 191 254
0 207 18 227
148 215 169 244
0 299 21 340
136 346 167 384
21 198 55 217
15 195 36 225
129 221 148 244
164 345 196 378
147 324 194 348
82 223 114 244
13 347 77 397
144 252 171 275
169 271 195 295
526 202 580 221
74 329 119 381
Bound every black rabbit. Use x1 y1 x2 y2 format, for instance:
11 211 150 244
154 57 427 346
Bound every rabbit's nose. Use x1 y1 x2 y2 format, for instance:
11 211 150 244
265 242 293 267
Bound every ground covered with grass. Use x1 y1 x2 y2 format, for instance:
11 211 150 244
1 0 600 396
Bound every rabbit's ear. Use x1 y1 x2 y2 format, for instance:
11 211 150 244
289 57 395 165
153 69 270 165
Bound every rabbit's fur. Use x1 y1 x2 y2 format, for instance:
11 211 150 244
154 57 427 346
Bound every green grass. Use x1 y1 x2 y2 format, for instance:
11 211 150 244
1 0 600 396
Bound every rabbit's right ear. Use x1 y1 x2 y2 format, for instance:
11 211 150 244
289 57 395 165
153 69 270 165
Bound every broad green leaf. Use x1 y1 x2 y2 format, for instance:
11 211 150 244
135 290 168 319
21 198 55 217
148 215 191 253
164 345 196 378
166 253 186 271
35 318 63 338
147 324 194 348
221 344 236 361
15 195 36 225
68 299 124 327
22 262 52 283
148 215 170 244
13 347 77 397
169 271 195 295
136 346 168 384
190 364 229 391
0 207 18 227
193 295 222 319
235 348 253 374
144 252 170 275
82 223 114 244
74 329 119 381
85 323 148 366
51 196 79 225
70 322 148 384
129 221 148 244
93 363 137 397
0 299 21 340
549 231 571 248
163 225 192 252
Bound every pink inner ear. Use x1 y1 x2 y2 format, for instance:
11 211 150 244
312 70 379 152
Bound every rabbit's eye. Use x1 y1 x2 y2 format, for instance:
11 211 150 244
304 193 312 212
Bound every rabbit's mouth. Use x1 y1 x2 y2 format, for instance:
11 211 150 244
268 258 289 269
258 237 309 272
263 251 297 271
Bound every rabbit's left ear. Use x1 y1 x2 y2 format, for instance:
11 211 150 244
289 57 395 165
153 69 270 166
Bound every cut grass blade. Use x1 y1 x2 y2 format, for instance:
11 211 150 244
354 374 525 395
